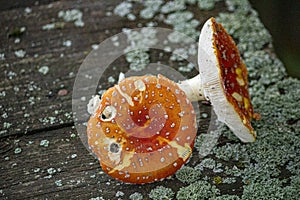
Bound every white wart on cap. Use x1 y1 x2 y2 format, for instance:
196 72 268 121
198 17 260 142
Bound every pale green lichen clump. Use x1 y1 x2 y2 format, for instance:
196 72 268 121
111 0 300 198
177 180 220 200
149 186 174 200
129 192 143 200
175 166 201 183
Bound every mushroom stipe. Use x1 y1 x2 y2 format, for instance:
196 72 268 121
87 75 197 184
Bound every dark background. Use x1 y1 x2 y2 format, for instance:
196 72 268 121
250 0 300 78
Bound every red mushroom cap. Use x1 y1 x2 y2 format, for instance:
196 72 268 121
87 74 197 184
198 17 260 142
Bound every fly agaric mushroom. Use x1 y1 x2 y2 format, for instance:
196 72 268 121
87 74 197 184
178 17 259 142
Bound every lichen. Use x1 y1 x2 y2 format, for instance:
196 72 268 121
55 179 63 187
14 49 26 58
160 1 186 14
244 50 287 87
225 0 251 12
129 192 143 200
175 166 201 183
100 0 300 198
216 10 272 53
242 179 285 199
149 186 174 200
213 194 240 200
14 147 22 154
196 158 216 170
213 143 250 163
164 11 199 39
38 66 49 75
114 2 132 18
197 0 220 10
125 50 150 71
47 167 57 175
176 180 220 200
122 28 157 71
58 9 84 27
40 139 50 147
139 0 164 19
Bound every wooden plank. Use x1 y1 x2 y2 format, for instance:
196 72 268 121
0 0 126 137
4 0 296 199
1 118 234 199
0 0 222 137
0 104 244 200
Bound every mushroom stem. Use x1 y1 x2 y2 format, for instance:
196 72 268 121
177 74 205 102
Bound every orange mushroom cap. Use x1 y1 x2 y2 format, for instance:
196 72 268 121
198 17 260 142
87 74 197 184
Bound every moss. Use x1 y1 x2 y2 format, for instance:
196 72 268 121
175 166 201 183
213 176 222 184
149 186 174 200
176 180 220 200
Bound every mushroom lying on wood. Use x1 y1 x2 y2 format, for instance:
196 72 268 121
86 17 259 184
87 75 197 184
178 17 260 143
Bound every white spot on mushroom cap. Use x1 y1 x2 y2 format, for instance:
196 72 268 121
236 77 245 86
134 79 146 91
232 92 243 102
170 123 175 128
100 105 117 121
87 95 101 116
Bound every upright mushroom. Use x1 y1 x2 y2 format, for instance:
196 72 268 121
178 17 259 142
87 75 197 184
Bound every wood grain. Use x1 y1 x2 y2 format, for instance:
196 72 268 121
0 0 238 199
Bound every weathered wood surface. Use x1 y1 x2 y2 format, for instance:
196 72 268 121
0 0 218 199
0 0 115 137
1 0 299 199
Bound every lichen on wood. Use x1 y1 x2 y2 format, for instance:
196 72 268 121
0 0 299 199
